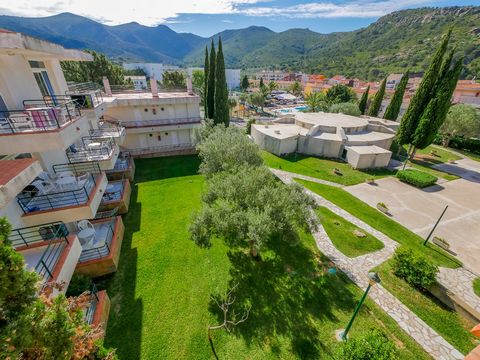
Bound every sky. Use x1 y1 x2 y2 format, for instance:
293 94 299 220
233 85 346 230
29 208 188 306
0 0 476 36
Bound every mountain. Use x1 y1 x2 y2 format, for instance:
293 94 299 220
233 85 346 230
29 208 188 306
0 7 479 79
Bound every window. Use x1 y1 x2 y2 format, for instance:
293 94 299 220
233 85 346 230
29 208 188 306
158 135 161 141
28 60 46 69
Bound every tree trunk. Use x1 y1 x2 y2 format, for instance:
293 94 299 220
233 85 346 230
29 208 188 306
409 146 417 160
442 136 451 148
249 240 258 258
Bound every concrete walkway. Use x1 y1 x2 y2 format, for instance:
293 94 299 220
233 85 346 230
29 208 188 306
275 170 465 360
270 168 344 188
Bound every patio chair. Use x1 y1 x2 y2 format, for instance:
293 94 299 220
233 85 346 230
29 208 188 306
77 220 96 248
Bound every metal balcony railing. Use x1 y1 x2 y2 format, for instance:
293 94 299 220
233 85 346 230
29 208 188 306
78 223 114 263
89 122 125 140
66 137 115 163
17 173 97 213
115 117 202 128
85 282 100 324
107 152 131 173
94 207 119 220
66 83 104 108
0 99 81 134
10 222 69 283
52 162 102 176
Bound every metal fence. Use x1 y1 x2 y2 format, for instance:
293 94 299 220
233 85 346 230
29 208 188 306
66 137 115 163
78 223 114 263
84 282 100 324
116 117 202 128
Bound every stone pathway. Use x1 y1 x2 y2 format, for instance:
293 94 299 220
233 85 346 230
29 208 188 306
270 168 344 188
438 267 480 315
275 169 465 360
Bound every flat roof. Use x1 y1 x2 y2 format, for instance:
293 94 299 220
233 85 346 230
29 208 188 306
253 124 308 139
296 112 369 128
347 145 392 155
0 159 38 186
346 131 395 142
0 30 92 61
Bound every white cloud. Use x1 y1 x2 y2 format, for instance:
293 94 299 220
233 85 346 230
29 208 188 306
0 0 440 24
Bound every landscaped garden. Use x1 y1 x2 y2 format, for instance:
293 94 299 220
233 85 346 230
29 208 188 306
316 206 384 257
262 151 395 186
103 155 430 359
297 179 460 268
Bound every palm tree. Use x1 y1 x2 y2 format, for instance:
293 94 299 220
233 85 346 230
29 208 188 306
268 81 279 94
306 92 328 112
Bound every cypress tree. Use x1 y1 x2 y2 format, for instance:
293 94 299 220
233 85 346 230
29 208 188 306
412 57 463 149
358 85 369 115
368 77 386 117
259 77 264 89
384 71 409 121
214 37 229 126
203 46 209 119
396 29 452 145
207 40 216 119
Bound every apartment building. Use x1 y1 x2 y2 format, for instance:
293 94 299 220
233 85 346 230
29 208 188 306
123 62 180 82
0 30 132 329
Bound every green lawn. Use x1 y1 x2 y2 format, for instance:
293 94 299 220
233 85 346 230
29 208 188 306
317 207 384 257
103 155 430 359
374 260 477 355
262 151 395 186
451 148 480 162
473 278 480 298
297 179 460 268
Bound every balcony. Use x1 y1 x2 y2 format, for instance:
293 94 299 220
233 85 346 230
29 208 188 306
17 168 107 226
75 216 124 277
117 117 202 129
83 283 111 330
106 152 135 181
66 137 120 171
0 99 89 153
89 121 125 145
66 82 106 118
11 222 82 295
99 179 131 214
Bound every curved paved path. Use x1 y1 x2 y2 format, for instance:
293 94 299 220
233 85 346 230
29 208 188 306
275 170 465 360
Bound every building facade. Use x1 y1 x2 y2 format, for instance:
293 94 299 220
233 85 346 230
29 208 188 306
123 63 180 82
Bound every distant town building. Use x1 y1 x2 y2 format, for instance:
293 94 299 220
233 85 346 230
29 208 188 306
386 73 404 90
255 70 288 82
454 80 480 108
187 67 241 90
123 63 180 82
124 75 147 90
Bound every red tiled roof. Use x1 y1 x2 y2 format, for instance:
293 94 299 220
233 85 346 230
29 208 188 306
0 159 37 186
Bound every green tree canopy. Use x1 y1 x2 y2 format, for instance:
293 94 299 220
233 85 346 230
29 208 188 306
288 81 302 97
329 102 362 116
326 84 357 104
61 50 126 85
204 46 209 116
249 92 266 111
358 86 370 115
368 77 386 117
192 69 205 104
162 71 186 88
440 104 480 147
214 37 229 126
305 92 328 112
384 71 409 121
241 75 249 91
268 81 279 94
207 40 216 119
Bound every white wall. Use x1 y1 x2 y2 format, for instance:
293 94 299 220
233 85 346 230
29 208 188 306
123 63 180 82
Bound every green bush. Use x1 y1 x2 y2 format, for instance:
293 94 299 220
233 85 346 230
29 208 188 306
329 102 362 116
393 247 438 290
65 274 92 297
396 169 437 188
246 118 256 135
338 328 399 360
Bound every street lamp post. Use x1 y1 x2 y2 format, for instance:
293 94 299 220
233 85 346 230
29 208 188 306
340 272 381 341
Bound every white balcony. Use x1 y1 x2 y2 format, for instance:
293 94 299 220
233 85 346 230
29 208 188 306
0 100 89 154
66 137 120 171
89 122 126 145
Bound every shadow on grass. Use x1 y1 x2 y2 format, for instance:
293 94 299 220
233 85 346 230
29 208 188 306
134 155 201 183
103 185 143 360
209 231 359 359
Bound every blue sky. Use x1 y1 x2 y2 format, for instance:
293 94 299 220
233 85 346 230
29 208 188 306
0 0 476 36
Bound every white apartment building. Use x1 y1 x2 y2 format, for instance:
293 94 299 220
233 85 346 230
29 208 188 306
255 70 288 82
187 67 241 90
123 62 180 82
124 75 148 90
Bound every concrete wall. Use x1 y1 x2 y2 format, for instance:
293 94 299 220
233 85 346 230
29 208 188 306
299 136 343 158
251 126 298 155
105 102 200 122
122 129 193 150
346 150 392 169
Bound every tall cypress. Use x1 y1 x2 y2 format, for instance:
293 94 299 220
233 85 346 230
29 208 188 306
368 77 386 117
203 46 209 118
207 40 216 119
384 71 409 121
396 29 452 145
412 57 463 149
214 37 229 126
358 85 369 115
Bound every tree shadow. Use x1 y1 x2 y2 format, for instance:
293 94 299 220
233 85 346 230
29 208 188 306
209 230 360 358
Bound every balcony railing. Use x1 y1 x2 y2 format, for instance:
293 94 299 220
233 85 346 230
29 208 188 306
109 83 188 94
108 152 131 173
129 143 195 156
94 207 119 220
113 117 202 128
10 222 69 283
0 100 81 134
89 122 125 140
17 173 97 213
66 137 115 163
85 282 100 324
66 83 104 108
78 222 114 263
52 162 102 176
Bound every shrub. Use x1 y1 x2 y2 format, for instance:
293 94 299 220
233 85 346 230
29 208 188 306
393 247 438 290
396 169 437 188
246 118 256 135
338 328 399 360
329 102 362 116
66 273 92 297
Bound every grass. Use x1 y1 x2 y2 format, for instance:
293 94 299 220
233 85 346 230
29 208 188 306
262 151 395 186
297 179 460 268
374 260 477 355
451 148 480 162
317 207 384 257
473 278 480 298
103 155 430 359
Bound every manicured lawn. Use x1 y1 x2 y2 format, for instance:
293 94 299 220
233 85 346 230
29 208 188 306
317 207 384 257
374 260 477 355
262 151 395 186
297 179 460 268
473 278 480 298
104 155 430 359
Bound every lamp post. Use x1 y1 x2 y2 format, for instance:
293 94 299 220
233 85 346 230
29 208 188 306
340 272 381 341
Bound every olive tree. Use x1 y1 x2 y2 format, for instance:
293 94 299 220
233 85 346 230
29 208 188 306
439 104 480 147
329 102 362 116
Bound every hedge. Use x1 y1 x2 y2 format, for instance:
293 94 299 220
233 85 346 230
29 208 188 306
396 169 437 188
434 135 480 154
393 247 438 290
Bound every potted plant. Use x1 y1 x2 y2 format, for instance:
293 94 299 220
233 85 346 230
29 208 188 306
376 202 389 214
